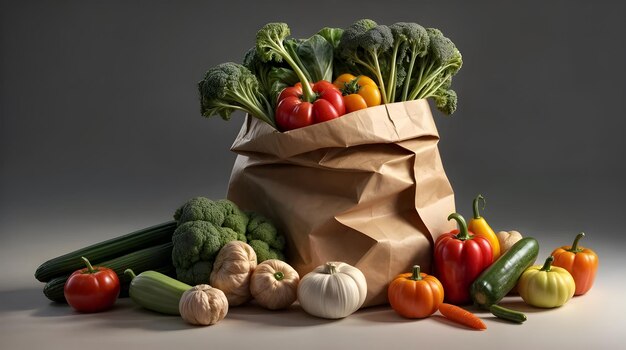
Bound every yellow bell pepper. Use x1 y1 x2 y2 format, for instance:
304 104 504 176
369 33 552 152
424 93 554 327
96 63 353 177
517 256 575 308
467 194 501 260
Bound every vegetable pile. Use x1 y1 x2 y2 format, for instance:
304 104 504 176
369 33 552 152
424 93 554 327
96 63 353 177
31 19 600 331
199 19 462 131
35 197 285 303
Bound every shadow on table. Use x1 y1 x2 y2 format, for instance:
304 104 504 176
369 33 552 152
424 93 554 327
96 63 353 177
0 287 49 313
226 302 337 327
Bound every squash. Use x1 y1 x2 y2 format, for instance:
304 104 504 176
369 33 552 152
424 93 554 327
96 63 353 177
210 241 257 306
517 256 575 308
179 284 228 326
388 265 444 319
297 262 367 319
496 230 523 254
250 259 299 310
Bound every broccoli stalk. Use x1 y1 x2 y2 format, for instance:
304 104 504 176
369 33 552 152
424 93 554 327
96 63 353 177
407 28 463 102
338 19 394 103
386 22 429 103
256 23 316 102
389 23 430 102
198 62 275 128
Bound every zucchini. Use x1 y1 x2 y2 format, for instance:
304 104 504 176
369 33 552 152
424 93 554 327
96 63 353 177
42 243 174 302
489 305 527 323
470 237 539 323
125 269 192 315
35 221 177 282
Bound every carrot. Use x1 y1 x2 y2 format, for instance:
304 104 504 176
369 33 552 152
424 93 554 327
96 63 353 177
439 303 487 330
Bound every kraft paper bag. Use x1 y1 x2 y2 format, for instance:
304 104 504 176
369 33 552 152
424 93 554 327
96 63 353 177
227 99 456 307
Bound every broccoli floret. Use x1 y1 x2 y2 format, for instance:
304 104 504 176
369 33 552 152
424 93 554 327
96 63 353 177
198 62 275 127
171 220 239 285
175 197 248 240
338 19 394 103
256 23 316 102
434 88 458 115
248 240 285 263
387 22 430 102
171 197 287 285
246 211 285 251
406 28 463 114
243 47 298 108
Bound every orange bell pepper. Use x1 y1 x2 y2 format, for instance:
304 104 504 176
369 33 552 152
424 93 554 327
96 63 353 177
551 232 598 295
333 73 381 113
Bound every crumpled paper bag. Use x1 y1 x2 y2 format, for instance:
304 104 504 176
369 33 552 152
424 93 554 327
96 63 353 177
227 99 455 307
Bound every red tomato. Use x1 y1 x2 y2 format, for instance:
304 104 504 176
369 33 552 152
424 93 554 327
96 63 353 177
64 257 120 313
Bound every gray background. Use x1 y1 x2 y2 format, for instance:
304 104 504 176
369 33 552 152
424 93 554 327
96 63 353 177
1 1 625 349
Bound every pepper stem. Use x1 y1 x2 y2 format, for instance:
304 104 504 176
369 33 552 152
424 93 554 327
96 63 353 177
274 271 285 281
540 256 555 272
81 256 97 274
473 194 486 219
124 269 136 279
568 232 585 253
448 213 471 241
409 265 423 281
343 77 361 95
324 262 337 275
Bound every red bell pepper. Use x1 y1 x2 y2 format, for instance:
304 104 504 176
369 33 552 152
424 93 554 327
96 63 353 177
434 213 493 305
276 81 345 131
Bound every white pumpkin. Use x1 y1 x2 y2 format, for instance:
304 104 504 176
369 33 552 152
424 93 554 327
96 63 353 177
496 230 524 254
250 259 299 310
297 261 367 319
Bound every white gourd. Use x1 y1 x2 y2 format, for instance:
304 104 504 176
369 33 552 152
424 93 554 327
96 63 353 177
179 284 228 326
210 241 257 306
496 230 524 254
297 261 367 319
250 259 299 310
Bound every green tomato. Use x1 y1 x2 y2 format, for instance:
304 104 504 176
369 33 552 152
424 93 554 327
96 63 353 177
517 256 575 308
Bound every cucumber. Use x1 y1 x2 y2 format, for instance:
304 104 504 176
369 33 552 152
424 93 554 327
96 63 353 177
35 221 177 282
42 243 174 302
125 269 192 315
470 237 539 322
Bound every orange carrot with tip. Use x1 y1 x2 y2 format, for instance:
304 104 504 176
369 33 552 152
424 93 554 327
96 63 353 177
439 303 487 330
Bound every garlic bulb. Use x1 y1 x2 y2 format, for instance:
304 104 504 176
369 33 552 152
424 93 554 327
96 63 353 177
179 284 228 326
210 241 257 306
297 261 367 319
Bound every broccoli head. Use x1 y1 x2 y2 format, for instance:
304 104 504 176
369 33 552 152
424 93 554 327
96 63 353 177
171 197 287 285
175 197 248 241
246 211 285 252
388 22 430 102
255 22 316 102
406 28 463 106
171 220 239 285
338 19 394 103
434 88 458 115
248 240 285 262
198 62 275 127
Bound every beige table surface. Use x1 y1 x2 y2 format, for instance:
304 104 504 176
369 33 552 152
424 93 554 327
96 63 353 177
1 224 625 350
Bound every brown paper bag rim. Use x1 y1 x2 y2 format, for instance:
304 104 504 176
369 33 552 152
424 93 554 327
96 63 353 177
230 99 439 159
